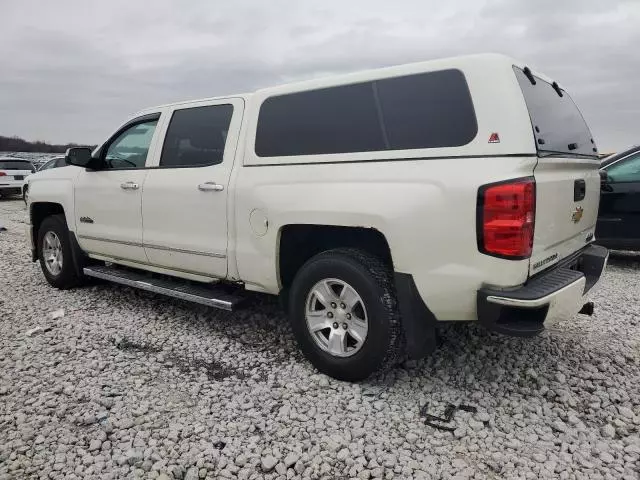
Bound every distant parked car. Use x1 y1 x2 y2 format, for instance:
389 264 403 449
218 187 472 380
0 158 35 199
23 157 68 203
37 157 68 172
597 145 640 250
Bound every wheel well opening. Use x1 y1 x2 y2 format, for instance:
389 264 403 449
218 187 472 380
31 202 65 253
278 224 393 291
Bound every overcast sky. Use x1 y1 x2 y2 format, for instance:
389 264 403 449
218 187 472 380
1 0 638 151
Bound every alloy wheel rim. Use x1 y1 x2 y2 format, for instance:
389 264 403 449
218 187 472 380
305 278 368 357
42 231 63 276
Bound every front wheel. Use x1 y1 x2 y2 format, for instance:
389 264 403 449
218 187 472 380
288 248 405 381
38 215 82 289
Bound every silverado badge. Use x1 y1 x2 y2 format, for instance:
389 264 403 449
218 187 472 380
571 206 584 224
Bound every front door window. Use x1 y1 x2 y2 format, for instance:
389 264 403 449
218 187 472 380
103 120 158 169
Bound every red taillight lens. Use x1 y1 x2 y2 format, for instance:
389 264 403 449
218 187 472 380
0 172 6 176
478 178 535 258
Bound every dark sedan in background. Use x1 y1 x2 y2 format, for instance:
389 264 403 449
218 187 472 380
597 145 640 250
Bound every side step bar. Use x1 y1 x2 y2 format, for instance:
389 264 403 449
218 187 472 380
83 265 243 311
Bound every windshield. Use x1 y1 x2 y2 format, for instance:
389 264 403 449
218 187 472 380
514 67 597 158
0 160 35 170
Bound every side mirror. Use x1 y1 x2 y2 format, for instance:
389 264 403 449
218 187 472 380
599 170 608 183
600 170 613 192
65 147 95 168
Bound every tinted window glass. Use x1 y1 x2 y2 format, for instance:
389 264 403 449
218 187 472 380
376 69 477 149
255 82 384 157
255 70 477 157
601 147 640 169
160 105 233 167
514 67 597 158
605 152 640 183
0 160 34 170
104 120 157 169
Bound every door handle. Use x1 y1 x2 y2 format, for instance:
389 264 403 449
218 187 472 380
198 182 224 192
120 182 139 190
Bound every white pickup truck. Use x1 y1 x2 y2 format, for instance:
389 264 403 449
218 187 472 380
27 54 608 381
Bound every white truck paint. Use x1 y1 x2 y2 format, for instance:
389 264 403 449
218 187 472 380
26 53 608 380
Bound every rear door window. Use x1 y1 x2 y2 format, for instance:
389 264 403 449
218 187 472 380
255 69 477 157
160 104 234 168
514 67 597 158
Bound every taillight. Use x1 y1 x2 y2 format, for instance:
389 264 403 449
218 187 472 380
477 177 535 259
0 172 6 177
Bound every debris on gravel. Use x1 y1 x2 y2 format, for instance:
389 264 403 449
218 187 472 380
0 199 639 479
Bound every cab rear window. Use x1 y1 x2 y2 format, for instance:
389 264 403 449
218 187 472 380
514 67 597 158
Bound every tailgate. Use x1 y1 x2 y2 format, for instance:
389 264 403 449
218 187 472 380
530 158 600 275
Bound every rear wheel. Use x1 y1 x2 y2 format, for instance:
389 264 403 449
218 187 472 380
288 248 405 381
38 215 82 289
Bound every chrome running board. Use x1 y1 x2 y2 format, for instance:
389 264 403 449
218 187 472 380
83 265 242 311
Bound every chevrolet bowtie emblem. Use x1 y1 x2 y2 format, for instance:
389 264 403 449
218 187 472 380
571 206 584 224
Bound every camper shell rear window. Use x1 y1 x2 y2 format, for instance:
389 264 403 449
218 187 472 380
513 66 597 158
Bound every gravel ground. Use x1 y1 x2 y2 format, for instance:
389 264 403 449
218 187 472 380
1 198 639 480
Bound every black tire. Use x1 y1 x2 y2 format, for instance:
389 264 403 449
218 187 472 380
37 215 81 289
288 248 405 381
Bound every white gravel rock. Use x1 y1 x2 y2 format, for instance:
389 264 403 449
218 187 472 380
618 406 634 419
0 200 638 480
601 424 616 438
405 432 419 444
261 455 277 472
88 439 102 452
284 452 299 467
184 466 199 480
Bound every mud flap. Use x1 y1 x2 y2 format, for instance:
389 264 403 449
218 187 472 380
394 272 438 359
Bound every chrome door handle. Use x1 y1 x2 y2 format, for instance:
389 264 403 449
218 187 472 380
120 182 139 190
198 182 224 192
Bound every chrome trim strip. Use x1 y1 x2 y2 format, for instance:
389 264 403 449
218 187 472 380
83 267 233 311
84 251 219 278
79 235 143 247
144 243 226 258
79 235 226 258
